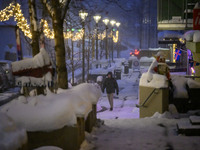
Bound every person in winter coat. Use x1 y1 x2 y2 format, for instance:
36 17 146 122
102 72 119 111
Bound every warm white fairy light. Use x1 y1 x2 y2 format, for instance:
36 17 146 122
0 2 109 42
98 30 106 40
0 3 15 22
14 3 32 39
40 19 54 39
113 31 119 43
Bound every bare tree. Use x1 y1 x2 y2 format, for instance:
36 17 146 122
41 0 71 89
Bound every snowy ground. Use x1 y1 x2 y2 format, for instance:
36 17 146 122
81 66 200 150
81 118 200 150
0 87 20 106
97 70 140 119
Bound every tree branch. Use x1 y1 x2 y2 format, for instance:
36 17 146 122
61 0 71 21
40 0 53 18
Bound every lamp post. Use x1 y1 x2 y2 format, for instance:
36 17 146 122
93 15 101 68
79 10 88 82
115 22 121 58
103 18 109 59
71 28 75 85
110 20 116 61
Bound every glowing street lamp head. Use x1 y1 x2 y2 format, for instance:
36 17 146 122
110 20 116 26
79 10 88 21
103 18 109 25
116 22 121 27
93 15 101 23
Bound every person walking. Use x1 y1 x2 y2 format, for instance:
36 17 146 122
102 72 119 111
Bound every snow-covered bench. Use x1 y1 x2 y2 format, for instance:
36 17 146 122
1 83 101 150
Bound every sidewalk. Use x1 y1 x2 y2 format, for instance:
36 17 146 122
0 87 20 106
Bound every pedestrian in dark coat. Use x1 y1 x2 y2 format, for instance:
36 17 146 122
102 72 119 111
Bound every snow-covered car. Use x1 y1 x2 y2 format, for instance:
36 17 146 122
0 60 15 87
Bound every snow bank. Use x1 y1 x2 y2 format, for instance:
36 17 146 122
171 75 188 99
193 30 200 42
140 57 155 62
12 48 51 72
1 83 101 132
0 112 27 150
129 56 137 60
1 94 77 131
184 30 195 41
97 76 103 82
72 83 102 105
34 146 63 150
151 111 173 119
187 79 200 88
139 72 168 88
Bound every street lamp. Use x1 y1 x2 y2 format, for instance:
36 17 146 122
110 20 116 61
116 22 121 28
115 22 120 58
79 10 88 82
93 15 101 68
103 18 109 59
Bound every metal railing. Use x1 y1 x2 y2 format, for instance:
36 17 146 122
136 88 159 108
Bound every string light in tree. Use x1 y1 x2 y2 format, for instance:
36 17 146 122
40 19 54 39
14 3 32 39
113 31 119 43
0 3 15 22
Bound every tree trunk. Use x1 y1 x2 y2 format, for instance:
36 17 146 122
28 0 40 56
53 19 68 89
29 0 44 95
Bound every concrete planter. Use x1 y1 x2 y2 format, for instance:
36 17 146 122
27 117 84 150
139 86 169 118
85 104 97 133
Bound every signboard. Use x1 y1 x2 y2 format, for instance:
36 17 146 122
193 8 200 30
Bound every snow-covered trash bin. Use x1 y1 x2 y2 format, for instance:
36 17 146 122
0 112 28 150
139 72 169 118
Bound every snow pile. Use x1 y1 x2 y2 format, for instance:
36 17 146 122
1 94 77 131
12 48 51 72
140 57 155 62
184 30 200 42
187 79 200 88
97 76 103 82
193 30 200 42
0 112 27 150
184 30 195 41
171 75 189 99
1 83 101 131
34 146 63 150
129 56 137 60
139 72 168 88
72 83 102 105
151 111 173 119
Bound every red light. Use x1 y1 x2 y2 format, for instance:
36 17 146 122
134 49 140 55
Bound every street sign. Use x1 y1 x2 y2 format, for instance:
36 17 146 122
193 8 200 30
